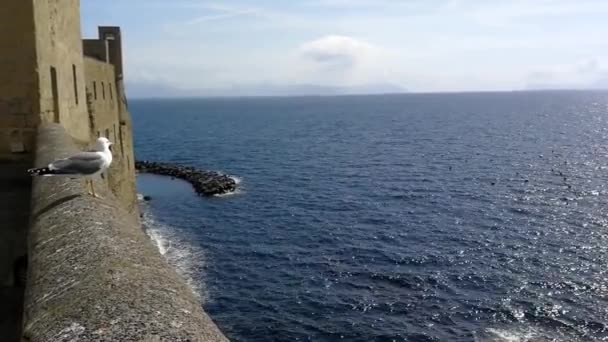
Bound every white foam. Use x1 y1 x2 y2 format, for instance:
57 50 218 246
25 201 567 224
140 203 207 301
482 328 535 342
146 227 168 255
212 175 243 197
213 188 243 197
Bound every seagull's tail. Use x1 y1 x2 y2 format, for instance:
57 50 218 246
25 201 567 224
27 167 57 176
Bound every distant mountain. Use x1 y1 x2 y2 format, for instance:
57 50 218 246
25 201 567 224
125 81 195 99
125 81 406 99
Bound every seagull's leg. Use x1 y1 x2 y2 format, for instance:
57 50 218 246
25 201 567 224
91 181 101 198
86 179 93 195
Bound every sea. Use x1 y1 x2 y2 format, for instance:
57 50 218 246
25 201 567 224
131 91 608 342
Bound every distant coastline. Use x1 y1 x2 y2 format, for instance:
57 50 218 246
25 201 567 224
127 87 608 101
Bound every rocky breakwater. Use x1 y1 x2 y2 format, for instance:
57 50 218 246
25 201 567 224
135 160 236 196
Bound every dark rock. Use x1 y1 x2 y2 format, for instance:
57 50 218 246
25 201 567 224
143 195 152 201
135 160 237 196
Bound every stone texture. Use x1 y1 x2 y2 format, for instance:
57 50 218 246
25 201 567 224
33 0 91 142
0 0 38 158
24 123 228 342
0 160 30 342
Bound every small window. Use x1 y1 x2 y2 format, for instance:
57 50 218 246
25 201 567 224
50 66 60 123
102 82 105 100
72 64 78 105
119 125 124 155
93 81 97 100
113 124 117 144
109 83 113 100
97 131 100 138
105 128 110 138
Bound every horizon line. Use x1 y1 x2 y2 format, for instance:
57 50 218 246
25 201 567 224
127 88 608 100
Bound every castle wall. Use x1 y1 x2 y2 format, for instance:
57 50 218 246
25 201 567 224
0 0 38 159
32 0 90 142
83 39 108 63
84 57 137 213
0 1 226 339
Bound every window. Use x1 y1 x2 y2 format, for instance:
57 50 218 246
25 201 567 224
97 131 100 138
109 83 113 100
105 128 110 139
93 81 97 100
113 124 117 145
119 125 124 155
72 64 78 105
102 82 105 100
50 66 59 123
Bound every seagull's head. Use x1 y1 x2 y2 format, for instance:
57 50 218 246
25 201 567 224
95 137 113 152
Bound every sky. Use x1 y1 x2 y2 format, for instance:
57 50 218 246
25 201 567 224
81 0 608 96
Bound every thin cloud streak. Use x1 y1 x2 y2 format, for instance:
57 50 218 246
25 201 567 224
183 9 257 25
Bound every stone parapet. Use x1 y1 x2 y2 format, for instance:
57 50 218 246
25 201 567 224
23 123 228 342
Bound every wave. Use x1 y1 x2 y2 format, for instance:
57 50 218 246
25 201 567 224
139 202 207 301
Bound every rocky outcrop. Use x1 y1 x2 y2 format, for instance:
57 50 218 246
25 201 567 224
135 160 237 196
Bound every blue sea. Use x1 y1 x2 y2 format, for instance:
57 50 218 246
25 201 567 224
131 91 608 342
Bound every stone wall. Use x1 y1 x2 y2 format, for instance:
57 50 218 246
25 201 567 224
24 123 228 342
84 56 137 213
32 0 90 142
0 0 38 159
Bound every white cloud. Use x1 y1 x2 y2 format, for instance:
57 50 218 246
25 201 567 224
299 35 374 69
292 35 399 86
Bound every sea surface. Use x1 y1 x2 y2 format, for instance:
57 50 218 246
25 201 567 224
131 91 608 342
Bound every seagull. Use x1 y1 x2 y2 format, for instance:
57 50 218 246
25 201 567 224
27 137 113 198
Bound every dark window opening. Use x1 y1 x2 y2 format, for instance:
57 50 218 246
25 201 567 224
97 131 100 138
50 66 60 123
113 124 117 145
119 125 124 155
72 64 78 105
105 128 110 139
109 83 113 100
102 82 105 100
93 81 97 100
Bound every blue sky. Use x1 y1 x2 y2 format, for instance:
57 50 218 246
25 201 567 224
81 0 608 95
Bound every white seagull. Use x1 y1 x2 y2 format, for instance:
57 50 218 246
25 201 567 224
27 137 113 198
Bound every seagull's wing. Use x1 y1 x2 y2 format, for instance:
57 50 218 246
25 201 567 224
49 152 105 175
